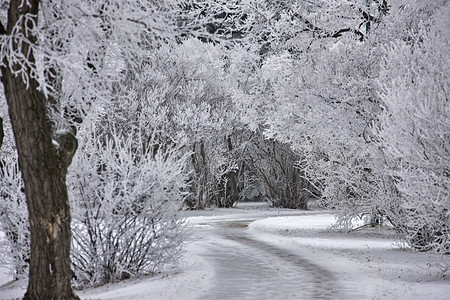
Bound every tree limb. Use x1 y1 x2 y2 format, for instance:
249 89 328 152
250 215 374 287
0 117 3 150
292 12 364 41
0 19 6 35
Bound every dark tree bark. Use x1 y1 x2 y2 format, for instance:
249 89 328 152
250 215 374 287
0 117 3 150
0 1 79 299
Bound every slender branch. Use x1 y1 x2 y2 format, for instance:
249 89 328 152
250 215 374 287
331 28 364 41
0 20 6 70
293 12 365 41
0 117 4 150
0 20 6 35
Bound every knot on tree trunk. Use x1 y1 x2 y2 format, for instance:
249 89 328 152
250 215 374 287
54 132 78 167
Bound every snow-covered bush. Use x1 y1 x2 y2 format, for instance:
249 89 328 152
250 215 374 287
0 98 29 280
0 158 29 280
375 1 450 253
69 125 189 288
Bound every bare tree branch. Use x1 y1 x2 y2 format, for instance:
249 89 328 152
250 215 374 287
0 20 6 35
0 117 4 150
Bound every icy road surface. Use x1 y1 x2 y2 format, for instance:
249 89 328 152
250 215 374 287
188 217 360 299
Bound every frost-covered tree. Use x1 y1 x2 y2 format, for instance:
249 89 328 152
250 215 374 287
221 0 389 213
1 1 78 297
227 43 378 214
375 1 450 253
126 38 242 209
187 0 389 51
228 0 449 259
0 0 184 297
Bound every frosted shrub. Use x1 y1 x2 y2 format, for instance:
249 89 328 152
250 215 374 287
0 158 29 280
0 108 29 280
69 127 189 288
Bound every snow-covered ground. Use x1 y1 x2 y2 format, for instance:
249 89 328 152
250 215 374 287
0 203 449 299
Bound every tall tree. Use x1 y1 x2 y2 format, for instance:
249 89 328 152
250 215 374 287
1 0 190 296
0 1 79 299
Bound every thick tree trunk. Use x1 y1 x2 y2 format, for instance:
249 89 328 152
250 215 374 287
1 1 79 299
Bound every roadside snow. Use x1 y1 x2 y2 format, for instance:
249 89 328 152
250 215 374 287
251 214 338 231
249 214 397 250
248 214 450 300
0 268 9 289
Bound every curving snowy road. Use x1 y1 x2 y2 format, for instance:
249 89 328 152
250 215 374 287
189 217 359 300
